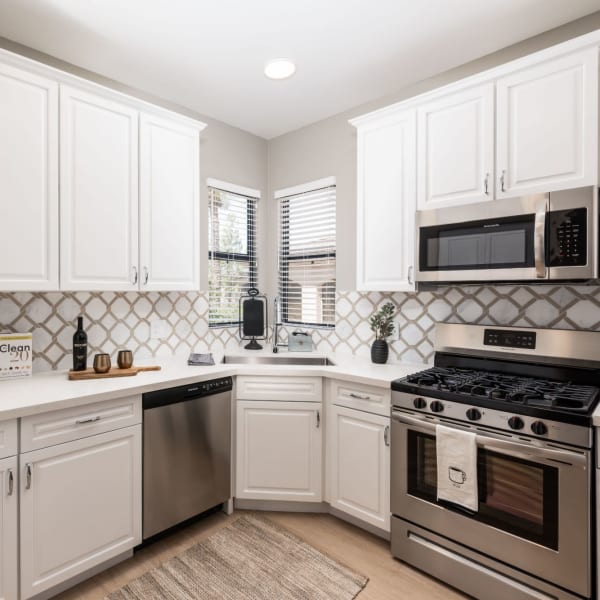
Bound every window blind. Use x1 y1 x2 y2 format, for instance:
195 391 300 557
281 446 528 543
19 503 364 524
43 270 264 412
208 186 257 326
278 185 336 328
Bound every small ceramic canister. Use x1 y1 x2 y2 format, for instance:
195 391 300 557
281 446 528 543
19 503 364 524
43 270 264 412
117 349 133 369
93 353 111 374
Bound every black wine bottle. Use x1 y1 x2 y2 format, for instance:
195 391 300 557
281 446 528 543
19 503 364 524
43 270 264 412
72 316 88 371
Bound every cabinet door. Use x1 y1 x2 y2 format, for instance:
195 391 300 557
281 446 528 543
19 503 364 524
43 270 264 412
329 406 390 531
20 426 141 599
60 86 139 290
0 457 17 600
356 109 416 291
496 48 598 198
139 113 200 290
417 83 494 209
236 401 322 502
0 64 58 291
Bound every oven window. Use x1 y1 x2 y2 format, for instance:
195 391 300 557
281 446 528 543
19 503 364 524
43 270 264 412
419 214 535 271
407 431 558 549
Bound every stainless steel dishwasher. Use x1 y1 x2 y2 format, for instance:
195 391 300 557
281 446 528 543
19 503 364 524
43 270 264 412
142 376 232 540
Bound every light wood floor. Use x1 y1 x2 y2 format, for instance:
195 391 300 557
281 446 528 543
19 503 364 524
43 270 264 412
53 510 468 600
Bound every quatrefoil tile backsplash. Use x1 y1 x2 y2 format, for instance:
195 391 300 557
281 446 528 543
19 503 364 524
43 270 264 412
1 285 600 372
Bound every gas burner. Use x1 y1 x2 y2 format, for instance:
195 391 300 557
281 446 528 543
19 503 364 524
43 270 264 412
401 366 599 414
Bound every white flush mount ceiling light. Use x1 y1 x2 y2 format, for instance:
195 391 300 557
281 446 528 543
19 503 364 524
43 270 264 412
264 59 296 80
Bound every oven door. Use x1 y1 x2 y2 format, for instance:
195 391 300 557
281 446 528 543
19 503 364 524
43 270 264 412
416 195 548 282
391 411 591 598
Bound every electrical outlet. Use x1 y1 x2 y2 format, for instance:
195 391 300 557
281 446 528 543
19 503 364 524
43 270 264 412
150 318 168 340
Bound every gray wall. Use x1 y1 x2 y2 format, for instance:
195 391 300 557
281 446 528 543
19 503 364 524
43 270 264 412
0 36 269 292
266 10 600 294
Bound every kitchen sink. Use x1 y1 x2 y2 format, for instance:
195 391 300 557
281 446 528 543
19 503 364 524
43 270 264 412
221 355 335 366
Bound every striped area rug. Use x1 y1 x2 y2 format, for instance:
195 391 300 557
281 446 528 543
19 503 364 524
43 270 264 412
106 515 368 599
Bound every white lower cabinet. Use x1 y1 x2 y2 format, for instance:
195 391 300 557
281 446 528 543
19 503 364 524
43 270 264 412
0 457 17 600
19 425 142 599
236 401 322 502
329 405 390 532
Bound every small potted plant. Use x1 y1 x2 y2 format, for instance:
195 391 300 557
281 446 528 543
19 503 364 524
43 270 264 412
369 302 396 364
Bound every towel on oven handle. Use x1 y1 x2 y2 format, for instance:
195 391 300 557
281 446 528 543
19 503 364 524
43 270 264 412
436 424 478 512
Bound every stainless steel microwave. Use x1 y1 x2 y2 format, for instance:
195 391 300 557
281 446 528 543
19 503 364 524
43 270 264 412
416 186 597 283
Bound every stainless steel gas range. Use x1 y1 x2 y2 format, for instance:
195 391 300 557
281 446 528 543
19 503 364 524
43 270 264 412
391 323 600 600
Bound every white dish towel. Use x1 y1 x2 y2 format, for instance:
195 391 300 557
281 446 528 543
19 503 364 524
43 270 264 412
436 424 478 512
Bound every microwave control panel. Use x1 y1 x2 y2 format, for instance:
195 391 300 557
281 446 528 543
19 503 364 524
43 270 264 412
547 207 587 267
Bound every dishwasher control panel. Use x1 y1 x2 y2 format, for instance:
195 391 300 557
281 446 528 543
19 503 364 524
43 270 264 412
143 376 233 410
186 377 233 396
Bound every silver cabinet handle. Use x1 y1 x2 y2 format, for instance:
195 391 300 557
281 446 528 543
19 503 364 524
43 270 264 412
316 410 320 428
132 266 138 285
25 463 32 490
407 265 413 285
349 392 371 400
384 425 390 447
143 266 149 285
7 469 13 496
75 416 101 425
484 173 489 195
500 170 506 193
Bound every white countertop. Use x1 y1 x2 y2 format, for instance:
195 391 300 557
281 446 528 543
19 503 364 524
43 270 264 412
0 350 426 420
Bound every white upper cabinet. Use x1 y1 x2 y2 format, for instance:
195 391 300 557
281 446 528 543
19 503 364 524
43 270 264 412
0 64 58 291
417 83 494 209
354 109 417 291
139 113 200 290
60 86 139 291
496 48 598 198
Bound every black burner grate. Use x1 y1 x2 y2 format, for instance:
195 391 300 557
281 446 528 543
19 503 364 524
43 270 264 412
404 367 599 413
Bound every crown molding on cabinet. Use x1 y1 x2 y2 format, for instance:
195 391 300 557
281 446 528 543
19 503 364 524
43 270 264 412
349 27 600 128
0 46 207 132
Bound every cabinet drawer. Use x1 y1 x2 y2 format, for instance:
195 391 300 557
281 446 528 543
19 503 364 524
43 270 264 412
21 395 142 452
236 376 322 402
330 380 390 416
0 419 17 459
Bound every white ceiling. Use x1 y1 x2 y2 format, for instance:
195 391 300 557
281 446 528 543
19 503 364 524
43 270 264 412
0 0 598 139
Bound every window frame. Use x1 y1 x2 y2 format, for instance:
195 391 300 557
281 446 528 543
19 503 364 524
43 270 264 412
277 179 336 329
207 181 259 328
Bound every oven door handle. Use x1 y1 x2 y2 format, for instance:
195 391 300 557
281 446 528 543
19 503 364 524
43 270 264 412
392 412 588 467
534 197 548 279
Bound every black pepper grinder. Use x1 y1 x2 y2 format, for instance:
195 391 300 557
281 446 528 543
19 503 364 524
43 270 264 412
72 316 88 371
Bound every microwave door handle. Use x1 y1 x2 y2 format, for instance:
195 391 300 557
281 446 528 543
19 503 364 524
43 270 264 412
392 411 587 467
534 200 547 279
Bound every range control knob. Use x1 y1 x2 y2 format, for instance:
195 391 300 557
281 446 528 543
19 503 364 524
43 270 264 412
430 401 444 413
531 421 548 436
508 416 524 430
466 408 481 421
413 397 427 409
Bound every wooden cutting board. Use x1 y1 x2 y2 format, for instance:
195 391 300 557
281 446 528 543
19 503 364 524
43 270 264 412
68 365 161 380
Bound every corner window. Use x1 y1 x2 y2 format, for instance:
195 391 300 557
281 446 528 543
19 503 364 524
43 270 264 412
208 182 258 326
277 179 336 328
